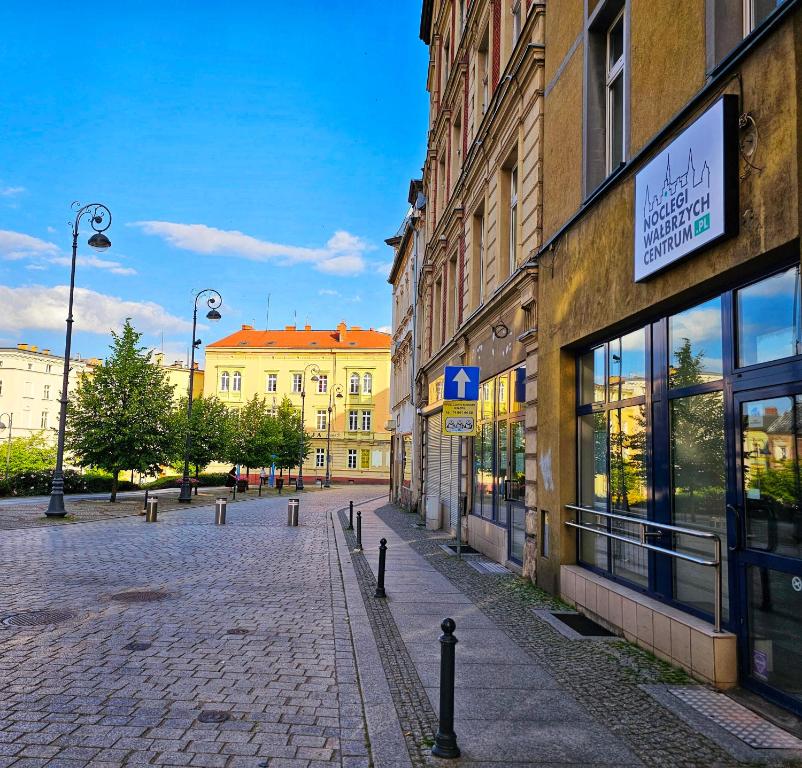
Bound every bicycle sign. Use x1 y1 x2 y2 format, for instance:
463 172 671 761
442 401 478 436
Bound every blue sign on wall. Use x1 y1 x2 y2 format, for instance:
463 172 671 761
443 366 480 401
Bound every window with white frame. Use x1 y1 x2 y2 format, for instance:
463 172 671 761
362 372 372 394
317 374 328 393
232 371 242 392
220 371 230 391
0 380 3 396
316 410 327 430
347 449 357 469
472 210 485 309
361 411 372 432
43 384 50 400
40 411 48 429
744 0 786 34
292 373 303 393
509 165 519 273
605 9 625 175
46 364 51 373
512 0 522 46
315 448 325 468
348 410 359 431
350 372 360 394
266 373 277 392
478 27 489 120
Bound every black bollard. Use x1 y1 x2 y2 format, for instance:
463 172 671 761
356 510 362 550
374 538 387 598
348 500 354 530
432 618 460 759
142 488 149 514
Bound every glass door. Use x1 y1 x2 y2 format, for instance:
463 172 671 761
735 390 802 714
508 420 526 563
496 422 508 526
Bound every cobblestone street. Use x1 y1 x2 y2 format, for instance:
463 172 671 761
1 489 801 767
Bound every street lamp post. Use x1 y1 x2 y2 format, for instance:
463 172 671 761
324 385 343 487
47 202 112 517
296 363 320 491
0 413 13 480
178 289 223 503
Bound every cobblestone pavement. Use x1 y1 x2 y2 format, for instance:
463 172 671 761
363 503 802 768
0 486 385 767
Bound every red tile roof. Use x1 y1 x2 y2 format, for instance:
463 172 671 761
207 324 391 350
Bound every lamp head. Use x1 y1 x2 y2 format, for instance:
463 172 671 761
206 308 222 322
87 232 111 251
311 374 319 382
0 421 6 431
336 392 343 399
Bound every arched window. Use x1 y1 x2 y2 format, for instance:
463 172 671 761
350 372 360 394
362 372 373 394
232 371 242 392
220 371 229 391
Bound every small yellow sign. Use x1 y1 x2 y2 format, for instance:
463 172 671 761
442 401 478 436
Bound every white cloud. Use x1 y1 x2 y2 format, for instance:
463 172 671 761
0 285 192 335
0 186 25 198
377 325 392 334
318 289 339 296
50 255 137 276
373 260 394 278
132 220 373 276
0 230 59 260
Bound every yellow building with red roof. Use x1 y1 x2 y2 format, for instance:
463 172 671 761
204 321 391 485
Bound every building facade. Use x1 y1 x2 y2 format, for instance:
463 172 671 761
204 323 391 484
0 344 98 444
387 183 425 509
154 353 204 404
415 0 543 570
532 0 802 713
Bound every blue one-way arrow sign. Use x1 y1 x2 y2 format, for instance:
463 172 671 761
444 365 480 401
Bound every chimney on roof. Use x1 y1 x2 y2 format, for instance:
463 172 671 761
173 359 182 367
336 321 347 342
285 325 296 331
17 343 27 351
43 349 50 356
350 325 362 331
241 324 253 331
30 345 38 353
193 362 199 370
304 324 312 331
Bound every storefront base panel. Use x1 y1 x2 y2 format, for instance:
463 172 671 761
467 517 508 566
561 565 737 690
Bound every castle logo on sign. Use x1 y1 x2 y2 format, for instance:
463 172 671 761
634 96 737 282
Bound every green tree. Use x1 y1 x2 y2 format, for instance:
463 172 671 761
169 395 231 479
224 395 280 473
274 396 310 476
66 320 176 501
4 432 57 475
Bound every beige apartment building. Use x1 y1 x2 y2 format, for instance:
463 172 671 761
414 0 543 571
0 344 98 443
153 352 204 404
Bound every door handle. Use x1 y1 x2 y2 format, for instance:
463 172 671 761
726 503 742 552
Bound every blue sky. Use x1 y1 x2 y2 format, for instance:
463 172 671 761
0 1 429 364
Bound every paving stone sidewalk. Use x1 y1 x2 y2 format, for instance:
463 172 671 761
343 502 802 768
0 486 385 768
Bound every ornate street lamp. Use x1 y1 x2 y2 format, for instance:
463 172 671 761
324 385 343 487
47 202 112 517
297 363 320 490
0 413 13 481
178 289 223 503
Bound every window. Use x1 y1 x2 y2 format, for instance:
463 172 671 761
315 448 325 468
349 410 359 431
472 211 485 308
316 410 327 430
0 380 2 396
669 297 723 386
43 385 50 400
23 381 33 398
232 372 242 392
40 411 48 429
347 449 357 469
27 363 32 371
512 0 522 46
442 35 450 91
350 372 360 394
317 374 328 393
360 449 370 469
477 27 489 125
362 372 372 394
744 0 787 34
292 373 303 393
361 411 372 432
605 9 625 174
220 371 230 391
509 165 519 274
266 374 277 393
46 364 51 373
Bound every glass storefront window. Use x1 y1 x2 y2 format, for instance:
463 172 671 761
671 391 728 620
480 380 495 420
497 422 508 525
578 412 609 570
497 373 509 416
737 265 802 368
669 297 723 388
473 422 494 519
580 346 605 404
608 328 646 401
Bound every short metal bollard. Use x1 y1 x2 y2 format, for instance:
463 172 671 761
432 618 460 759
215 498 227 525
142 488 149 513
356 510 362 550
348 500 354 530
287 498 299 527
145 497 158 523
374 538 387 598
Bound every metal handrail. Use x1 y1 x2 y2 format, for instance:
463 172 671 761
564 503 723 633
